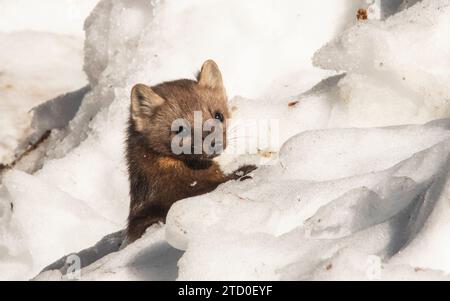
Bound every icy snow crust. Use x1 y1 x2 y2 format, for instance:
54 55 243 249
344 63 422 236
1 0 450 280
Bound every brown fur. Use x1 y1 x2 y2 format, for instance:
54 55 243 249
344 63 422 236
126 60 256 243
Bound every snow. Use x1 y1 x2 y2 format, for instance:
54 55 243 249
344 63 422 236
0 0 99 164
166 122 450 280
314 0 450 127
1 170 117 275
34 225 183 281
0 0 99 37
0 32 87 164
1 0 450 281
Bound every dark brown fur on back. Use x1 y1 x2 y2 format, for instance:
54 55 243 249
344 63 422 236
126 61 255 243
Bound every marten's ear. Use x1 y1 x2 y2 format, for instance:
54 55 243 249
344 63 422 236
130 83 165 132
198 60 225 93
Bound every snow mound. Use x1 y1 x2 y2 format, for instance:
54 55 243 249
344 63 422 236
1 0 372 280
313 0 450 127
3 0 450 281
166 120 450 280
34 225 182 281
165 0 450 280
0 170 117 279
0 32 87 164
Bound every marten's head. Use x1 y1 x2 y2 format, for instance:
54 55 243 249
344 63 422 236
130 60 229 163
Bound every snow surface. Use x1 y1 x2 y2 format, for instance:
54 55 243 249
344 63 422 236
167 120 450 280
0 32 87 164
0 0 99 164
0 0 99 37
1 0 450 280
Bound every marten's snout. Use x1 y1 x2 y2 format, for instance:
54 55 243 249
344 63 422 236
204 128 225 156
204 140 224 157
190 136 224 157
183 127 225 159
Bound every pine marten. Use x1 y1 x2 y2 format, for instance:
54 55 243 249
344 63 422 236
126 60 256 243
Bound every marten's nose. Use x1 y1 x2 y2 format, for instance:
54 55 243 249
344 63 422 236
210 140 223 148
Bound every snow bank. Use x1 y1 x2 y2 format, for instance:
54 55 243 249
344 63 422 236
165 0 450 280
0 0 99 164
1 0 371 280
217 0 450 166
3 0 450 281
34 225 182 281
0 32 87 164
0 170 117 277
314 0 450 127
166 120 450 280
82 0 370 96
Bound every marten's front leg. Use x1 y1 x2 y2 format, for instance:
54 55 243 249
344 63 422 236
126 164 257 243
187 163 257 195
127 203 166 243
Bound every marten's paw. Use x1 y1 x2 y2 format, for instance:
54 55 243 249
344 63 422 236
231 164 257 181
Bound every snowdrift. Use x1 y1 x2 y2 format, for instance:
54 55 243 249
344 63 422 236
1 0 450 280
0 0 99 164
0 32 87 164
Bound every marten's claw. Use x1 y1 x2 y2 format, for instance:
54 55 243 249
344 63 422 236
237 164 257 175
239 175 253 181
231 164 257 180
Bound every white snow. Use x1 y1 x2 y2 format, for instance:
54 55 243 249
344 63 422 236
0 0 99 37
33 225 182 281
166 122 450 280
0 0 99 164
314 0 450 128
1 0 450 281
0 32 87 164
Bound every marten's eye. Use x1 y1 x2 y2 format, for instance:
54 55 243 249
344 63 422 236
214 112 224 122
176 125 189 137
